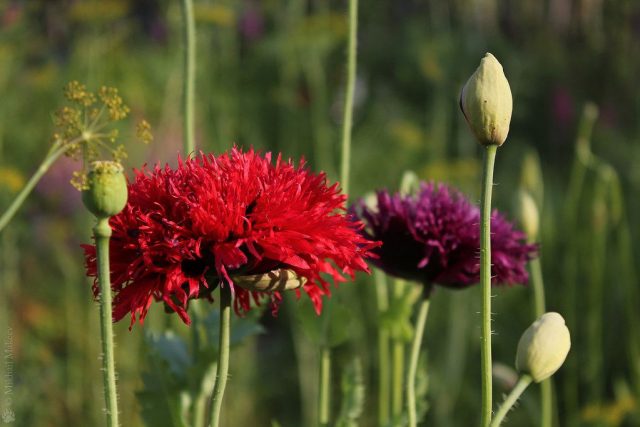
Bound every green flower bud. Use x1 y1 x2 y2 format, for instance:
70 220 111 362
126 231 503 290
460 53 513 146
514 190 539 242
82 161 128 219
516 312 571 383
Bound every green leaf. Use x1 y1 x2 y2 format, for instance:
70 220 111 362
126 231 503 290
297 297 353 348
335 358 365 427
137 332 190 427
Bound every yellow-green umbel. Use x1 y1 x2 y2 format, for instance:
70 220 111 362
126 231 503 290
82 161 128 219
460 53 513 146
516 312 571 382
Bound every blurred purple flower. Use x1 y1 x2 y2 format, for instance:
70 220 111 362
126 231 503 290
551 86 574 128
351 182 537 293
35 156 82 216
239 1 264 42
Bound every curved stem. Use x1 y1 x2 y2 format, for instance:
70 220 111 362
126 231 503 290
339 0 358 196
490 375 533 427
0 145 66 233
94 218 120 427
319 346 331 427
407 296 430 427
209 284 231 427
529 257 552 427
480 144 498 427
180 0 196 155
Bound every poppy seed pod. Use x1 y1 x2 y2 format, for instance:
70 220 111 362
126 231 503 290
516 312 571 382
82 161 128 219
460 53 513 146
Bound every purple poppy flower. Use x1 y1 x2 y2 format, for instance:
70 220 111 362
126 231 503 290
351 182 537 294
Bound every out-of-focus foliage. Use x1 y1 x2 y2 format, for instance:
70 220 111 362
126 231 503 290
1 0 640 426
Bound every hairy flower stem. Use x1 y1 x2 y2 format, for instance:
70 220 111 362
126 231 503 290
319 347 331 427
530 257 552 427
490 375 532 427
339 0 358 194
209 285 231 427
94 218 120 427
407 294 430 427
180 0 196 155
480 144 498 427
0 145 66 233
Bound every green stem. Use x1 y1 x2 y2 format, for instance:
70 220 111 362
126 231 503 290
94 218 119 427
0 145 66 233
374 271 390 425
319 346 331 427
180 0 196 155
480 144 498 427
407 296 430 427
339 0 358 195
391 279 406 419
490 375 533 427
529 257 552 427
209 285 231 427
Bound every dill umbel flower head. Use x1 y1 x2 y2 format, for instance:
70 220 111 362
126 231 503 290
351 182 537 293
82 148 378 328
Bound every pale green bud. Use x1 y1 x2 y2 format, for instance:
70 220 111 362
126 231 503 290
82 161 128 219
514 190 539 242
460 53 513 146
516 312 571 382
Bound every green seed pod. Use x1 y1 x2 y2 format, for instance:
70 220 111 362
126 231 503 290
514 190 539 242
516 312 571 383
460 53 513 146
82 161 128 219
232 269 306 292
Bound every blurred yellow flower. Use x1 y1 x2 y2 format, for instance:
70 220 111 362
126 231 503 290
0 167 25 194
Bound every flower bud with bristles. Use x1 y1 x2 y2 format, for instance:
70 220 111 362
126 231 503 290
82 161 128 219
516 312 571 382
460 53 513 146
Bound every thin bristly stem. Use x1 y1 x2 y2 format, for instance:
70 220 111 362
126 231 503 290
319 347 331 427
407 295 430 427
94 218 120 427
480 144 498 427
209 285 231 427
530 257 552 427
0 144 67 233
339 0 358 195
180 0 196 155
490 375 533 427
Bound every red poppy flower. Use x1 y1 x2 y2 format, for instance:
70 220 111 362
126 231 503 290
82 148 377 328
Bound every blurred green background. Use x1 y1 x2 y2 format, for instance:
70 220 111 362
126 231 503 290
1 0 639 426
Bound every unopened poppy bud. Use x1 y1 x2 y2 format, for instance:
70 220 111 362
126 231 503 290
515 190 539 242
82 161 128 219
516 312 571 382
460 53 513 146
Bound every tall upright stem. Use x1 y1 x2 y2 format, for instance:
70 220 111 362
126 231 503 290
407 296 430 427
180 0 196 155
480 145 498 427
0 145 66 233
530 257 552 427
391 279 406 418
374 271 391 425
94 218 120 427
318 347 331 427
339 0 358 195
209 285 231 427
